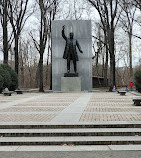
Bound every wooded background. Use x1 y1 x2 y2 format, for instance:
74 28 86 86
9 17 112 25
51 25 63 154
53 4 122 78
0 0 141 91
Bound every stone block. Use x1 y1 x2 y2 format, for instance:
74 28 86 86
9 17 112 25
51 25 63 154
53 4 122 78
61 77 81 92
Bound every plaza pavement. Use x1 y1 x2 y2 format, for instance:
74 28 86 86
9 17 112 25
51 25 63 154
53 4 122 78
0 91 141 152
0 91 140 123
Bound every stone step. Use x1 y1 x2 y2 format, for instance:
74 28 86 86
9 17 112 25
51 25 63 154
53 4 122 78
0 123 141 129
0 128 141 137
0 136 141 145
1 145 141 151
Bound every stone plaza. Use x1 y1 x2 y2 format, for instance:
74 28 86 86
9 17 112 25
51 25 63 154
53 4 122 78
0 92 141 123
0 91 141 152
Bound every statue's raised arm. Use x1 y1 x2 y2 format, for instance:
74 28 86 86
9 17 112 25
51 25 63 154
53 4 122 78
62 25 67 40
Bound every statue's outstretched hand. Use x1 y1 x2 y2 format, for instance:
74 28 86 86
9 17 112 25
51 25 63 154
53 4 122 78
80 50 83 54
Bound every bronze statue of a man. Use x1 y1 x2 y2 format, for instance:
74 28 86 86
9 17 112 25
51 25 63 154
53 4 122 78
62 25 83 73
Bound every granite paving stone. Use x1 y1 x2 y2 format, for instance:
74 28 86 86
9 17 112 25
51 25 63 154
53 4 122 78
0 92 141 123
108 145 141 150
0 128 141 134
15 103 70 106
0 145 141 151
0 136 141 142
0 107 65 112
16 145 110 151
0 146 19 151
0 113 56 122
51 93 92 123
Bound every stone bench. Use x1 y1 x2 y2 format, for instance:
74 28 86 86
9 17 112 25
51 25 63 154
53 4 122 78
15 90 23 94
119 91 126 96
133 97 141 106
116 90 120 94
2 91 13 96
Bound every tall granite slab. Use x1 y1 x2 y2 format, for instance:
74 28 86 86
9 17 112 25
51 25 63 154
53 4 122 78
52 20 92 91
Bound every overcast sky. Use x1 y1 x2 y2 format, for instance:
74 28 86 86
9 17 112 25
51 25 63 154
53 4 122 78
0 0 141 67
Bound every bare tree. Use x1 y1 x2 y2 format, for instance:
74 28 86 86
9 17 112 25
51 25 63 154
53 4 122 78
30 0 58 92
134 0 141 10
8 0 30 75
88 0 121 91
93 22 109 86
0 0 9 64
120 0 137 79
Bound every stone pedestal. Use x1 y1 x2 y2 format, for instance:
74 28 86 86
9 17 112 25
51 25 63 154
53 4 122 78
61 77 81 92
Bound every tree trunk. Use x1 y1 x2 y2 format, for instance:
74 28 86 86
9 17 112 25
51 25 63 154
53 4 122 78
109 28 116 91
35 64 39 88
39 53 44 92
104 49 108 87
46 37 50 87
14 36 19 75
29 67 32 88
109 53 116 91
3 0 8 64
129 31 133 79
50 20 52 90
103 30 108 87
102 55 104 77
20 67 24 87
